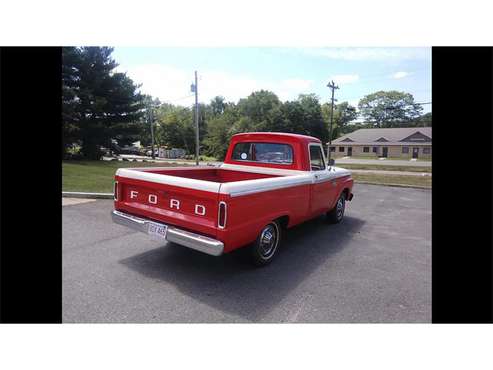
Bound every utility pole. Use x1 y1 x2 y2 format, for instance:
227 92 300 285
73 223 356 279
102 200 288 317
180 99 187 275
191 71 200 166
149 104 155 159
327 80 339 169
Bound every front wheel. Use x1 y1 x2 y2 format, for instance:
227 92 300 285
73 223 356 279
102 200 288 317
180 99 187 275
327 193 346 224
251 220 282 266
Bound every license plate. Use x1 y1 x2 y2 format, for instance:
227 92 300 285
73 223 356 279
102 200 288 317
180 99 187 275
147 222 168 240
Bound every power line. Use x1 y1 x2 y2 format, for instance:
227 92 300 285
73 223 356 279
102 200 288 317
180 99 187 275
163 94 194 104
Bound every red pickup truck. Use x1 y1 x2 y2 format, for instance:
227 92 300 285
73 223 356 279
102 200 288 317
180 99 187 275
112 132 354 265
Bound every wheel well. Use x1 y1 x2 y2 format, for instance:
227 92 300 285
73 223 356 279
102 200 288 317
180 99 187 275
342 188 350 199
276 215 289 229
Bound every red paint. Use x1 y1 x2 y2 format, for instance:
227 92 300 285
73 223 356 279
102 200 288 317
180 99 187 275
114 132 353 253
134 167 278 182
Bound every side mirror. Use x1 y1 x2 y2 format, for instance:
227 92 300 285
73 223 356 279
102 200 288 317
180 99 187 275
328 158 335 166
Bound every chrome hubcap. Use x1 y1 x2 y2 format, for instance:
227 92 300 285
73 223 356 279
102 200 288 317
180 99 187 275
336 197 345 220
259 224 278 258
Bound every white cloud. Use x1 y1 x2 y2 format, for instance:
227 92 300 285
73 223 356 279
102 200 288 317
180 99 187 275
330 74 359 85
392 71 410 79
301 47 429 61
279 78 313 91
115 64 313 104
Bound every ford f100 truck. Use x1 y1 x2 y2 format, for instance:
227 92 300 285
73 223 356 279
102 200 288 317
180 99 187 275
112 132 354 265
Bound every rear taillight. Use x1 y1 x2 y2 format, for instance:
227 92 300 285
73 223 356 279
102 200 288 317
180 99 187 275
113 181 118 201
218 201 227 229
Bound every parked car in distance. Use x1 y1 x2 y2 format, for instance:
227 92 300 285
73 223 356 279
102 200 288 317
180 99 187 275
112 132 354 265
145 149 158 157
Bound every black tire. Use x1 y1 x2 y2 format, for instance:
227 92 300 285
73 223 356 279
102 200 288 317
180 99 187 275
251 220 282 266
327 192 346 224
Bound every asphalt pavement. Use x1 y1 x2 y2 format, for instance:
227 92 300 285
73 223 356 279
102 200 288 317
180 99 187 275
63 184 431 323
349 169 431 176
335 157 432 167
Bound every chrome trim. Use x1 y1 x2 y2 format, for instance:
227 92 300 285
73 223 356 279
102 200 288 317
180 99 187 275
111 210 224 256
217 201 227 229
113 181 118 201
228 178 312 197
231 159 293 166
219 163 304 176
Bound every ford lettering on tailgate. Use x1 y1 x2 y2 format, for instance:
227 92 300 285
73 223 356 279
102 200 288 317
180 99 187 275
124 185 212 217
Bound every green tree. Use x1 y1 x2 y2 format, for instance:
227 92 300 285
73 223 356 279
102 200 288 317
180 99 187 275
322 101 358 139
282 94 328 142
412 112 432 127
202 102 239 159
62 47 82 156
136 95 161 147
237 90 282 125
210 96 227 116
358 91 423 128
155 105 195 152
62 47 144 159
202 116 230 159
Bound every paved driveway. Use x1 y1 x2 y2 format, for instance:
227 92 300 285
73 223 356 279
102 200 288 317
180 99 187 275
63 184 431 323
335 158 432 167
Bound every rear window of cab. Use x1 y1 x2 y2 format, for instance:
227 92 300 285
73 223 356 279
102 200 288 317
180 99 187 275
231 142 294 165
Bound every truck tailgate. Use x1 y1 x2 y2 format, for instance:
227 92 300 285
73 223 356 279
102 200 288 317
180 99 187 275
114 174 220 238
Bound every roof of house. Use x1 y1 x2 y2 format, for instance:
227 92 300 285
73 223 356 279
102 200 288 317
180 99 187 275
331 127 432 145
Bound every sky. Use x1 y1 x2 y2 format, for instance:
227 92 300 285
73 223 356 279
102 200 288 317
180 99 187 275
112 47 431 116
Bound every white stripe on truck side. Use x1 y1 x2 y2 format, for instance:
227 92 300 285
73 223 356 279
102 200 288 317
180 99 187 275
220 174 313 197
219 163 304 176
115 168 222 193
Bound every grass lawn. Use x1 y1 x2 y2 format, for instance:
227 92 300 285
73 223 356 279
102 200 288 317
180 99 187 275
352 173 431 188
62 160 189 193
339 164 432 173
345 155 377 159
382 157 432 161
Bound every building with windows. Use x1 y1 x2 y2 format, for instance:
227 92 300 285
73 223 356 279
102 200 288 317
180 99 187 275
329 127 432 159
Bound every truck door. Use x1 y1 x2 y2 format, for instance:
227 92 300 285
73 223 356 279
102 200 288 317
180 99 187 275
309 144 336 216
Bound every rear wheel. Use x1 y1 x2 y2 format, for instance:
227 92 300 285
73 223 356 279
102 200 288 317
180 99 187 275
327 193 346 224
251 220 282 266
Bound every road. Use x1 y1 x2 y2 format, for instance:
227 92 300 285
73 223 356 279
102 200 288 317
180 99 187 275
63 184 431 323
335 157 432 167
349 169 431 176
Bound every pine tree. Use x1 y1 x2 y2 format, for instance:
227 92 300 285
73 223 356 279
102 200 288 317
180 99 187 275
62 47 145 159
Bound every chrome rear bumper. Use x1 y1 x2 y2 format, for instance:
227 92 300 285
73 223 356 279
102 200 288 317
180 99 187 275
111 210 224 256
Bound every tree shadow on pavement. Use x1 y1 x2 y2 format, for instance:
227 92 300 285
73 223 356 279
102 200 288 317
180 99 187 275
119 215 365 322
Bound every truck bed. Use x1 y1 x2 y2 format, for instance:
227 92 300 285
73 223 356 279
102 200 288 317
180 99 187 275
134 167 279 183
115 163 350 244
113 165 317 240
